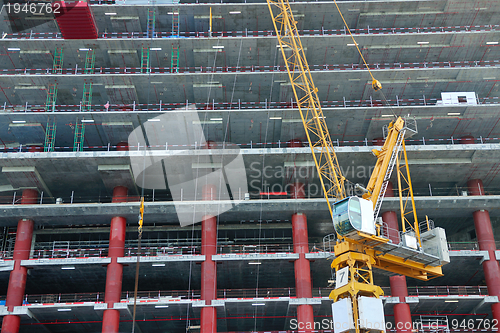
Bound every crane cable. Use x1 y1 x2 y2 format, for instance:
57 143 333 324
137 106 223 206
332 0 382 92
332 0 401 119
131 197 144 333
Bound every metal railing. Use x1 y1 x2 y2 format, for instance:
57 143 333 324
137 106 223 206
0 285 490 305
0 240 489 260
5 23 499 39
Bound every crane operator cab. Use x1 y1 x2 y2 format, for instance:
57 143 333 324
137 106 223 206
332 196 376 240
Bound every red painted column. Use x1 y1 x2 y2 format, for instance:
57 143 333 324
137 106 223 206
201 184 217 333
468 179 500 323
2 189 37 333
101 186 127 333
382 182 411 332
389 275 412 332
382 182 399 244
290 181 314 330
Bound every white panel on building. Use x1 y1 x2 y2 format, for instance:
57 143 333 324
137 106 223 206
440 92 477 105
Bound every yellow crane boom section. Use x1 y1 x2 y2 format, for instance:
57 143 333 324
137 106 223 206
267 0 443 283
267 0 346 219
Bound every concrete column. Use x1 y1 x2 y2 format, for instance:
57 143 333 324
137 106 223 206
102 186 127 333
2 189 37 333
468 179 500 323
201 184 217 333
290 181 314 330
382 181 411 332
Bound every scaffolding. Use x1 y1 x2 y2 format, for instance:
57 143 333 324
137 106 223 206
44 120 56 152
171 44 180 73
84 49 95 74
73 121 85 152
45 83 58 112
141 46 150 73
81 82 93 112
52 47 63 74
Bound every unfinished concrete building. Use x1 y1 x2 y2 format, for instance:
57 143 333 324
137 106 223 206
0 0 499 332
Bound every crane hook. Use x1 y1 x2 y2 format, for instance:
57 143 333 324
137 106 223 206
372 79 382 91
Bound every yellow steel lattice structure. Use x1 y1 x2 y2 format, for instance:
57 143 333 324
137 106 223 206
267 0 346 219
397 140 421 246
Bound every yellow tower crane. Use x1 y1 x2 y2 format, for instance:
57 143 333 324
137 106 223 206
266 1 449 332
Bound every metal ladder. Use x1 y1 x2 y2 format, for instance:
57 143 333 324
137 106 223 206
171 44 180 73
52 47 63 74
141 46 150 73
84 49 95 74
81 81 93 111
171 0 180 37
45 83 58 112
73 121 85 152
372 128 406 221
146 8 156 38
44 120 57 152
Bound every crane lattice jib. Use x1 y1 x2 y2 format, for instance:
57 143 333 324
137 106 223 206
267 0 346 218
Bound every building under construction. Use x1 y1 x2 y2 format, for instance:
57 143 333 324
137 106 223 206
0 0 499 332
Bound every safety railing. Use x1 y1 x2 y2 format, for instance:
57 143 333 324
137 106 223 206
0 285 490 305
383 285 490 297
0 242 298 260
0 241 481 261
1 59 499 76
4 23 499 39
0 133 498 156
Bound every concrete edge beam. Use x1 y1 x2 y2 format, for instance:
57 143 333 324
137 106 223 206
224 298 290 303
2 195 500 223
117 255 205 264
383 297 400 306
472 296 499 314
212 253 299 261
449 250 489 261
305 252 334 259
405 297 420 303
0 260 14 272
211 300 225 307
288 298 322 305
2 143 499 160
21 258 111 266
495 251 500 260
418 295 485 300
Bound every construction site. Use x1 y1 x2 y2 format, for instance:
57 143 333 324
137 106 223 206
0 0 499 332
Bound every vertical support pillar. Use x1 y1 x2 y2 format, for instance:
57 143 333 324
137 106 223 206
389 275 412 332
102 186 127 333
382 181 400 244
201 184 217 333
290 181 314 330
2 189 37 333
383 181 411 332
468 179 500 323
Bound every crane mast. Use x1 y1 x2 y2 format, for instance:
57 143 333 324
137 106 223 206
267 1 449 332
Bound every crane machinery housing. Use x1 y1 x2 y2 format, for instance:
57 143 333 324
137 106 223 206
266 0 450 332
